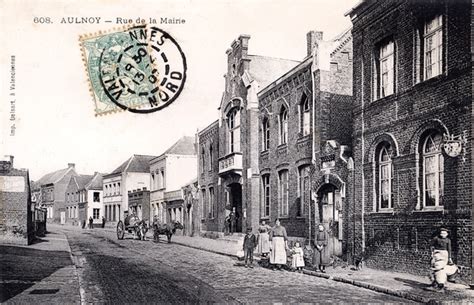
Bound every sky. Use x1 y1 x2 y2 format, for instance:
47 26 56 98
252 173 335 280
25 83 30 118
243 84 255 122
0 0 358 181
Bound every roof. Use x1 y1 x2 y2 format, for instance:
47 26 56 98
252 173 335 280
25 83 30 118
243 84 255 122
75 175 94 189
108 154 156 176
33 167 76 189
163 136 196 155
247 55 300 89
86 173 104 190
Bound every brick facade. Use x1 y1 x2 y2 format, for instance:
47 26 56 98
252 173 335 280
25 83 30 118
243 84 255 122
348 0 472 280
0 158 34 245
128 188 150 223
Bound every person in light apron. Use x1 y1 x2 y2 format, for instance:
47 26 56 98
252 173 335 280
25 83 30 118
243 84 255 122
430 227 458 290
257 220 271 257
269 219 288 270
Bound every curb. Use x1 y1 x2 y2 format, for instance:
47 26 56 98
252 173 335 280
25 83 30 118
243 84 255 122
173 240 438 304
62 232 86 305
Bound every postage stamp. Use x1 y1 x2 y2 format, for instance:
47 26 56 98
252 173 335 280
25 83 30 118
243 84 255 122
80 24 187 115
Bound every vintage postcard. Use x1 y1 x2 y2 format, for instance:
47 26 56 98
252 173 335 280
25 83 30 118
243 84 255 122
1 0 473 303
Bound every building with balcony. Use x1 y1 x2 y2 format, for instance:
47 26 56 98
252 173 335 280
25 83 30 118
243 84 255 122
103 154 156 223
258 29 353 252
150 136 197 224
198 35 299 235
347 0 472 281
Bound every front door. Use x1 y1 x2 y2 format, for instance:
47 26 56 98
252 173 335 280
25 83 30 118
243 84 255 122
317 184 342 256
60 211 66 225
229 183 243 233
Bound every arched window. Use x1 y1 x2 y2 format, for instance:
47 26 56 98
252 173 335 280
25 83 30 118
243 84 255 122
262 118 270 151
422 132 444 208
228 108 241 153
201 147 205 173
261 174 270 217
298 165 311 216
300 94 310 136
279 106 288 145
278 170 289 216
377 143 393 210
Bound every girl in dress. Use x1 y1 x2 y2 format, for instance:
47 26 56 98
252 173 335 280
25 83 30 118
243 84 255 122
291 242 305 272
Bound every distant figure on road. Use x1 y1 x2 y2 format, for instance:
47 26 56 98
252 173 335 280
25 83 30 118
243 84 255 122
257 220 271 257
89 216 94 229
102 216 106 228
313 224 330 273
269 219 288 270
243 227 257 268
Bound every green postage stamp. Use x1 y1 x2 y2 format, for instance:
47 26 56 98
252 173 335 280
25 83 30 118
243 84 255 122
80 25 187 115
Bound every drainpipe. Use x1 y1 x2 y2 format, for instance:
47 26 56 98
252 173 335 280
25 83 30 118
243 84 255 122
360 57 366 254
310 53 317 245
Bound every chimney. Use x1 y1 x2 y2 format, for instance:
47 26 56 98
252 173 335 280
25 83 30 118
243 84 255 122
68 163 75 169
9 155 14 167
307 31 324 56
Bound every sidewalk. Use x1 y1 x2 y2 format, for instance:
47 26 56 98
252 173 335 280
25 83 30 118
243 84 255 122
0 229 81 304
171 234 474 304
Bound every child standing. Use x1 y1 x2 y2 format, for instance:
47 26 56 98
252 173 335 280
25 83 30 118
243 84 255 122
243 227 257 268
291 242 305 272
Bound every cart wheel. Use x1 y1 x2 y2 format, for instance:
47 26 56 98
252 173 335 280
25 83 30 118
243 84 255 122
117 221 125 240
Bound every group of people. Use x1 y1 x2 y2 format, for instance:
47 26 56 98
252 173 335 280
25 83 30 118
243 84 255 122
82 216 107 229
242 219 330 272
242 220 459 291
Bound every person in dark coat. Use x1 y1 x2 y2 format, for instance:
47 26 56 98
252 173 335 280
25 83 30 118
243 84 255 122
101 216 106 228
243 227 257 268
229 208 238 234
313 224 330 272
88 216 94 229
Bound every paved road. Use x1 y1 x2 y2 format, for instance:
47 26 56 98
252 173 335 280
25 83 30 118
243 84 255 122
62 226 415 304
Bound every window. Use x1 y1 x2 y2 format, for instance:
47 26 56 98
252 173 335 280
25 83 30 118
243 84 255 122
201 189 206 219
228 108 241 153
424 15 443 79
151 173 155 190
374 40 395 99
201 147 205 173
377 144 394 210
160 169 165 188
93 208 100 219
262 118 270 151
278 170 289 217
300 95 310 136
209 145 213 171
209 187 215 219
279 106 288 145
261 175 270 218
298 166 310 216
93 192 100 202
422 132 444 208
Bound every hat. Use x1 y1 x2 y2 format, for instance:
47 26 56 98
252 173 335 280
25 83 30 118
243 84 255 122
246 227 252 232
439 227 449 233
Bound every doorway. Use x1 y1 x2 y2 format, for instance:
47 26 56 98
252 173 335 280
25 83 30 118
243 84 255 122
228 183 243 233
317 184 342 256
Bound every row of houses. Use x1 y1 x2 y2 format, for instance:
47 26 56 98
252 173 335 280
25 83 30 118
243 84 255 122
29 0 472 282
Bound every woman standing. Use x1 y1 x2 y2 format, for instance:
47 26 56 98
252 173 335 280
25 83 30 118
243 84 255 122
313 224 330 272
269 219 288 270
257 220 271 257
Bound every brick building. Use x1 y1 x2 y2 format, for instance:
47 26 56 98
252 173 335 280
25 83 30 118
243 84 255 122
258 28 353 252
128 188 150 222
65 174 93 226
347 0 472 281
198 35 298 235
182 178 199 236
0 156 34 245
32 163 79 223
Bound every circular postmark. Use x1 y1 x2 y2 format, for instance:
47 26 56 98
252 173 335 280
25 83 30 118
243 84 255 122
98 25 186 113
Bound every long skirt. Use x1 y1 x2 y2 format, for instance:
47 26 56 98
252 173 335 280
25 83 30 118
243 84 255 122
258 232 270 254
431 250 457 284
270 237 287 265
313 245 331 266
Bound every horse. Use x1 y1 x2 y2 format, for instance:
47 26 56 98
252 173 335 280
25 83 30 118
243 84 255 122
125 214 148 241
152 220 184 243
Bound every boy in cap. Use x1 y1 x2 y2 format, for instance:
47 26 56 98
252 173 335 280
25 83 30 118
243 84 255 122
243 227 257 268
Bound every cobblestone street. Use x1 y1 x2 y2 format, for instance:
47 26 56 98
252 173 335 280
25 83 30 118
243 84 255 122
61 226 413 304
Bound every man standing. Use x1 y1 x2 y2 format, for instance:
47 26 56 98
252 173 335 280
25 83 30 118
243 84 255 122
88 216 93 229
229 207 237 234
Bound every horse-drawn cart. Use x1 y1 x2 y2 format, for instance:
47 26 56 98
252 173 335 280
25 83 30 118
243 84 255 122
116 214 147 240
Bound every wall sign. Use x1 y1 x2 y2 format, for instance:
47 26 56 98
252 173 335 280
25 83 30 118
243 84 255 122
443 131 467 161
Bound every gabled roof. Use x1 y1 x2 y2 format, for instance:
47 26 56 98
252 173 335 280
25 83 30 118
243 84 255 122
33 166 77 189
86 173 105 190
163 136 196 156
108 154 156 176
75 175 94 189
247 55 300 89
